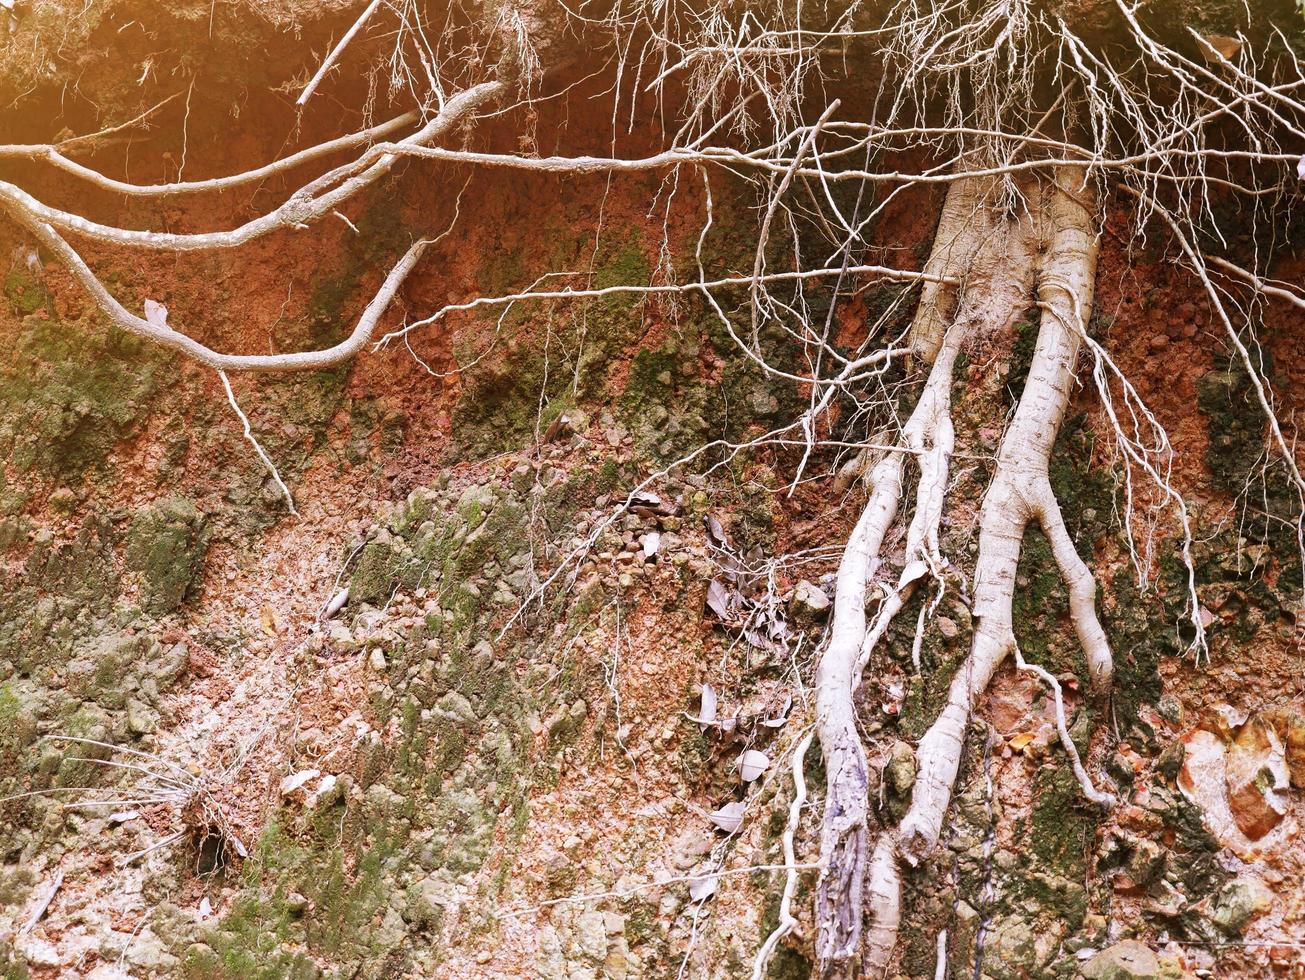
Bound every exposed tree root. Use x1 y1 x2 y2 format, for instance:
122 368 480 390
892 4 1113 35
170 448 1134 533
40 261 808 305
866 170 1111 976
815 169 1117 977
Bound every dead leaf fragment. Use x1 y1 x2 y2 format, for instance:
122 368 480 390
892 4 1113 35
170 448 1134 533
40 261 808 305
144 298 169 329
543 413 572 443
322 588 349 619
688 683 718 729
708 801 745 833
1199 33 1241 62
688 874 718 902
280 769 320 795
763 695 793 728
706 578 736 621
740 749 770 781
260 604 281 636
705 513 731 550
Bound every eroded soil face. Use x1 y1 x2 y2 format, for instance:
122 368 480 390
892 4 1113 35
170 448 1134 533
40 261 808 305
1 3 1303 979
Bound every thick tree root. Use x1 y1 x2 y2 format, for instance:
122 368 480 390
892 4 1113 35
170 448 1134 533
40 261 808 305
814 170 1116 978
814 174 1039 978
863 170 1112 976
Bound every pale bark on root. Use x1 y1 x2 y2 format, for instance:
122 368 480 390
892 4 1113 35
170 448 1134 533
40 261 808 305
814 448 904 976
908 176 1004 363
814 173 1027 979
0 82 503 252
862 170 1113 977
814 345 956 977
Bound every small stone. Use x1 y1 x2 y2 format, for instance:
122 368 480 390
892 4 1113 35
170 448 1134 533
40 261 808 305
1286 713 1305 789
123 931 180 973
789 580 831 620
1264 708 1305 788
1156 695 1183 725
885 741 916 796
125 698 157 736
1202 703 1246 740
1079 940 1160 980
1156 740 1184 781
1123 837 1165 887
574 909 608 963
670 827 713 870
936 616 959 639
435 691 478 724
1225 714 1289 839
1211 877 1273 935
368 649 387 672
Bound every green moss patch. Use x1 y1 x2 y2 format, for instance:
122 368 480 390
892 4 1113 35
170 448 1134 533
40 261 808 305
0 313 169 479
127 497 207 614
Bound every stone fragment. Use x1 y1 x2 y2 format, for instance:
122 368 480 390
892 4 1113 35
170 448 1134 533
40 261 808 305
885 740 916 796
1123 837 1165 887
1211 877 1273 935
1079 940 1160 980
125 698 157 735
574 910 609 963
125 497 207 614
789 580 830 620
1224 715 1289 840
1264 708 1305 788
1201 703 1246 740
670 826 713 870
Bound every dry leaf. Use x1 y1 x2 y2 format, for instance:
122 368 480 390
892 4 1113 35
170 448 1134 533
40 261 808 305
260 605 281 636
708 801 745 833
706 578 735 621
688 874 718 902
543 413 571 443
323 588 349 619
740 750 770 781
107 810 140 825
763 695 793 728
144 298 169 329
280 769 320 795
1200 33 1241 62
705 513 730 550
688 683 718 729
